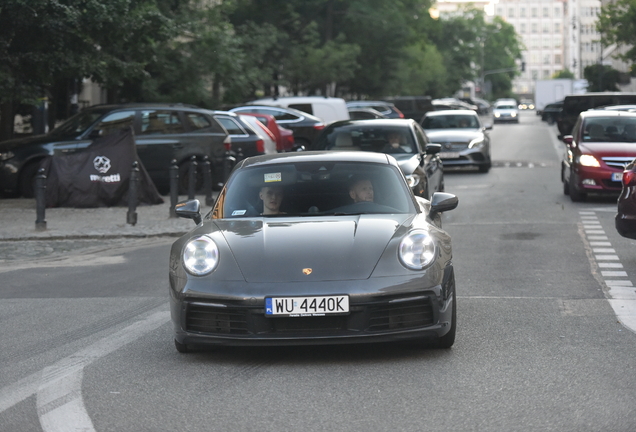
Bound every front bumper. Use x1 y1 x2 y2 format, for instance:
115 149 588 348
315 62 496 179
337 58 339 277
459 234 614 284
171 266 455 347
572 166 623 194
439 148 489 168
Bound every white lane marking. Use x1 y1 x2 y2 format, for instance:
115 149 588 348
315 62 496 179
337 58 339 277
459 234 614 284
579 211 636 333
37 368 95 432
0 309 169 419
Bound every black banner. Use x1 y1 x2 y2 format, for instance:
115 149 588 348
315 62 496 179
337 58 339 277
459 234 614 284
43 128 164 207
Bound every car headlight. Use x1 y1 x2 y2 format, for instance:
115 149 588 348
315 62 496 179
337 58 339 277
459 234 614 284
511 112 517 117
399 229 436 270
405 173 420 188
578 154 600 167
0 151 15 161
469 137 484 148
183 235 219 275
494 112 501 118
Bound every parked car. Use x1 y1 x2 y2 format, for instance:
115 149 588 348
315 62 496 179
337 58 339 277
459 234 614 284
383 96 434 122
0 103 230 197
211 111 274 161
540 101 563 124
246 96 350 124
421 110 492 173
310 119 444 200
170 151 459 352
616 158 636 239
236 112 295 152
594 104 636 112
347 107 388 119
229 105 324 148
492 102 519 123
557 92 636 137
561 110 636 201
237 114 277 155
432 98 478 112
346 100 404 118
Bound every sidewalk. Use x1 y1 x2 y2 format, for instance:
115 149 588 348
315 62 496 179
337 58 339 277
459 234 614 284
0 196 215 241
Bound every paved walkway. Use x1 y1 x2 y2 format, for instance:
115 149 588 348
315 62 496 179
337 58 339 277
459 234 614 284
0 196 214 241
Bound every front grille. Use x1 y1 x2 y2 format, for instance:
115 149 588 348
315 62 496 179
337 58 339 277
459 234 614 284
442 142 469 151
367 297 434 331
601 179 623 189
186 303 249 334
602 157 634 170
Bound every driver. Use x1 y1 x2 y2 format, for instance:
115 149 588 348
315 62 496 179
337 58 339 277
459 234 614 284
349 178 374 203
259 185 285 215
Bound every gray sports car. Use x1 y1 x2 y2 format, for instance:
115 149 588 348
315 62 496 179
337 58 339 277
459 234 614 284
169 151 459 352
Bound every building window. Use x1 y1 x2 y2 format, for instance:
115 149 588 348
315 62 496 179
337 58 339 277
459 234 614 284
543 23 550 33
543 70 551 78
543 37 550 49
555 54 562 65
532 70 539 80
520 7 526 17
531 7 537 18
555 7 561 17
532 23 538 33
521 23 526 33
555 22 561 33
509 7 515 17
544 54 551 65
543 7 549 18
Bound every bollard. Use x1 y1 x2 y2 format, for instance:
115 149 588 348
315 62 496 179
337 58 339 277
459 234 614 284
188 155 197 200
169 159 179 218
35 168 47 231
127 161 139 226
223 152 236 186
203 156 213 206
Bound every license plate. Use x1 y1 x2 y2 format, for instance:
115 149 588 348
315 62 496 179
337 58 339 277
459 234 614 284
439 152 460 159
612 172 623 182
265 295 349 317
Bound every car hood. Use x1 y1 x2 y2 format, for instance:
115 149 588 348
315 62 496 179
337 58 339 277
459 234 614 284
214 215 410 282
579 142 636 157
0 133 74 151
392 153 421 175
424 129 482 143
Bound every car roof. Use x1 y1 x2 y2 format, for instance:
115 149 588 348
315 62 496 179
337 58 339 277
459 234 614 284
231 105 323 120
235 151 394 170
425 109 478 116
85 103 201 111
325 118 416 128
580 110 636 119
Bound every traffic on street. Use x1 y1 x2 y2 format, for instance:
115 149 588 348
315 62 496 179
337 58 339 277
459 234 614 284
2 110 636 431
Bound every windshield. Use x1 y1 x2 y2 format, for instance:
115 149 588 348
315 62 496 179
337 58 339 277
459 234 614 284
312 124 417 154
495 105 516 110
212 161 415 218
422 115 480 129
583 118 636 143
49 109 108 137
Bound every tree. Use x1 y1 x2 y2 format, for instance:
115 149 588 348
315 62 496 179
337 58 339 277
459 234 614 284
598 0 636 64
584 64 621 91
553 69 575 79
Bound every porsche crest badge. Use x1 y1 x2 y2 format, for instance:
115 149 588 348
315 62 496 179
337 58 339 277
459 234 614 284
302 268 312 275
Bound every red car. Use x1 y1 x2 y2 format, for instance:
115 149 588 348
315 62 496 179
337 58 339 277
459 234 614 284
233 112 295 152
561 110 636 201
616 158 636 239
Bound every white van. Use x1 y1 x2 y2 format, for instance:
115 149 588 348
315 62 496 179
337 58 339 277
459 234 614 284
248 96 350 124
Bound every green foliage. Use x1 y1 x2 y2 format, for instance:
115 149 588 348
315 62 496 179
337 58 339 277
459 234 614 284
553 69 575 79
598 0 636 63
584 64 621 91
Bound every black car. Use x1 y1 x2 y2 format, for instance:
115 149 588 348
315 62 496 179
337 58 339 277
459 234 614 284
0 104 230 197
346 101 404 118
310 119 444 200
541 101 563 124
616 158 636 239
170 151 459 351
229 105 325 148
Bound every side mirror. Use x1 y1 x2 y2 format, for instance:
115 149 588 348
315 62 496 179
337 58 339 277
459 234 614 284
175 199 202 224
562 135 573 145
485 124 493 130
426 143 441 155
430 192 458 218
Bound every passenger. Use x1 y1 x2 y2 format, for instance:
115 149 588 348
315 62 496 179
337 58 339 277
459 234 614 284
349 177 374 203
623 124 636 141
458 117 470 128
259 185 285 215
383 132 407 153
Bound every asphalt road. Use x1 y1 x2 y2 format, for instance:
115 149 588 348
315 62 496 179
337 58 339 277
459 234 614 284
2 110 636 431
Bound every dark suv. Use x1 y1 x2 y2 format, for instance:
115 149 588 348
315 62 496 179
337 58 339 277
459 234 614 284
0 103 230 197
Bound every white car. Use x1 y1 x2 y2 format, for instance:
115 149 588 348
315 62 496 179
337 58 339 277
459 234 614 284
248 96 350 125
493 103 519 123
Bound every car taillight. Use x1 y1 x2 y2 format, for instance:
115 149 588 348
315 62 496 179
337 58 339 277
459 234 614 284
256 139 264 154
223 136 232 151
394 107 405 119
313 123 325 130
623 170 636 186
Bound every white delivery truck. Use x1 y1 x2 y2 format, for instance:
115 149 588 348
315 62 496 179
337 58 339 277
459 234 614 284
534 79 588 114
